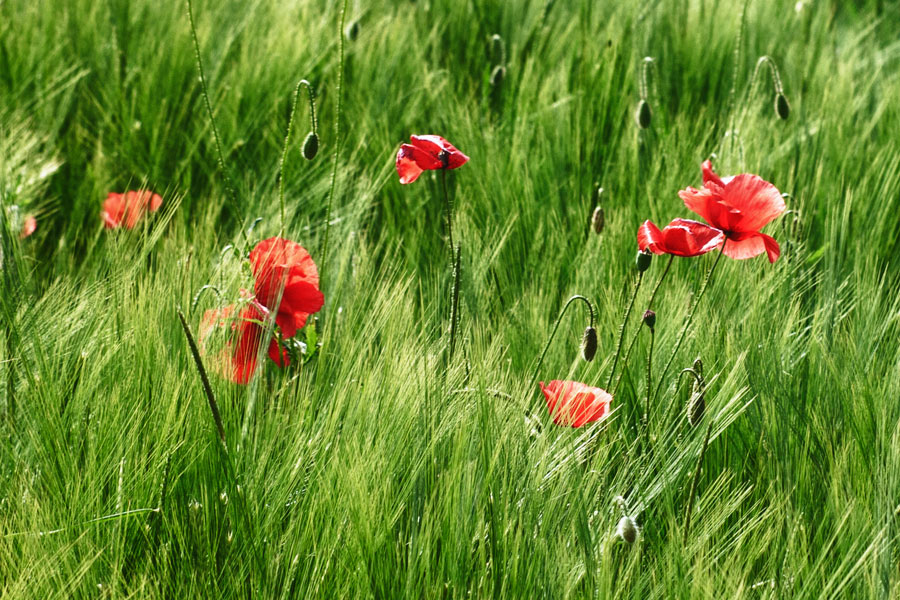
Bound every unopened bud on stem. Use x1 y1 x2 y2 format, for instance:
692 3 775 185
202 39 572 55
302 131 319 160
581 327 598 361
636 249 652 272
591 205 605 235
616 515 639 544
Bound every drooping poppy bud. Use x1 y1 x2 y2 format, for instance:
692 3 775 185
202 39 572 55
688 388 706 427
581 327 598 361
775 93 790 120
642 309 656 330
636 249 652 272
636 99 652 129
345 20 360 41
302 132 319 160
616 515 638 544
591 205 605 235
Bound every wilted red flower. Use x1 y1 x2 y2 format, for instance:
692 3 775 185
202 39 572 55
678 160 785 262
101 190 163 229
637 218 724 257
201 300 288 384
20 215 37 239
395 135 469 184
249 237 324 339
539 380 612 427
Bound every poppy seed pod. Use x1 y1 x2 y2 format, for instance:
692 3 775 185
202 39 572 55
616 515 638 544
636 99 652 129
581 327 598 361
642 309 656 330
490 65 506 88
302 132 319 160
636 249 652 272
591 205 605 235
775 93 790 120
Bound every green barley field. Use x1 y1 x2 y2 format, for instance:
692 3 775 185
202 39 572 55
2 0 900 597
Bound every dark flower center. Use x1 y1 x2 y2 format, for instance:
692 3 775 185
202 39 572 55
438 150 450 168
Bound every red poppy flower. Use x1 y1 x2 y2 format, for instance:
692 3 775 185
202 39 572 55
249 237 324 339
20 215 37 239
395 135 469 184
539 380 613 428
201 301 288 384
637 218 724 257
678 160 785 262
101 190 163 229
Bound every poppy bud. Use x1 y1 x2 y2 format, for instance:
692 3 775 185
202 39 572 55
490 65 506 88
775 93 790 120
581 326 598 361
345 20 360 41
616 515 638 544
687 389 706 427
642 309 656 330
692 357 703 375
636 99 652 129
636 249 652 272
302 132 319 160
591 205 605 235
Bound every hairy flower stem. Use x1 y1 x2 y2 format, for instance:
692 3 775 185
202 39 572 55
528 294 596 394
606 273 643 390
320 0 347 266
440 169 454 261
448 244 462 363
644 327 655 432
683 422 713 546
278 79 315 236
185 0 247 244
177 309 226 449
654 246 725 401
613 255 673 395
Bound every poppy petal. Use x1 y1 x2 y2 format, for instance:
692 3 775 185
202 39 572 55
410 135 469 169
539 380 612 428
666 219 725 256
679 186 718 225
637 220 666 255
721 231 779 261
721 174 786 232
701 160 725 191
396 147 425 184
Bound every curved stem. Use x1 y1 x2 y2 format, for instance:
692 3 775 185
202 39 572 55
606 272 643 389
527 294 596 393
612 255 673 395
320 0 347 265
186 0 246 243
278 79 315 236
653 245 725 402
